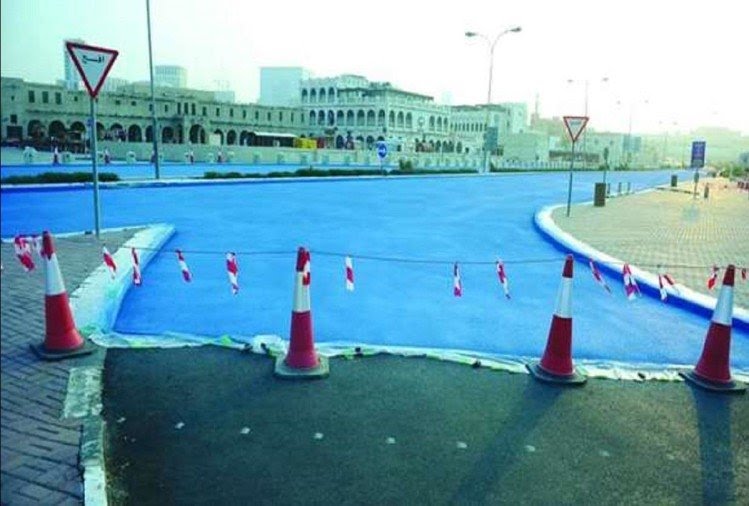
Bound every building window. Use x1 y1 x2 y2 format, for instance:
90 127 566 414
278 112 283 122
202 106 207 116
164 104 169 113
242 110 247 119
28 90 35 103
131 101 137 106
74 96 78 102
192 103 196 115
42 91 49 104
291 113 295 123
266 112 271 121
254 111 259 120
10 114 17 124
230 108 234 118
178 103 182 114
216 107 220 117
55 92 62 105
115 100 121 105
149 104 153 112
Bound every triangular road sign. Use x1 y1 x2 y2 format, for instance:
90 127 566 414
65 42 119 99
563 116 589 143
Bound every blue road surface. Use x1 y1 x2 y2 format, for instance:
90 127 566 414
2 168 746 370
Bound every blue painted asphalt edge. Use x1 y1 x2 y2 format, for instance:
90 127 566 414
533 203 749 333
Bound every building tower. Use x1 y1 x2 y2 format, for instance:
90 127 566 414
63 38 85 91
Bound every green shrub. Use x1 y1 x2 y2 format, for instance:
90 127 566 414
1 172 120 184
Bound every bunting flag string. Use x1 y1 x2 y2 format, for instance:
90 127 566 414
345 256 354 291
453 262 462 297
589 259 612 294
707 266 719 290
13 235 35 272
131 248 142 286
496 260 510 299
622 263 640 300
226 252 239 294
176 249 192 282
102 247 117 278
657 269 679 301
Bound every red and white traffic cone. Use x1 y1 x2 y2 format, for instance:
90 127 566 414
681 265 746 393
274 247 329 379
30 231 95 360
527 254 586 385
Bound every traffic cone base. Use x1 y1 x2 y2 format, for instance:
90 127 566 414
526 361 587 385
274 355 329 380
679 371 746 393
30 339 95 361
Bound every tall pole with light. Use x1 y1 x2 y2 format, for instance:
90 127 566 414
567 77 608 172
146 0 161 179
465 26 521 173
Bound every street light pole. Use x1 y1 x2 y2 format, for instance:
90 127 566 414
146 0 161 179
465 26 521 174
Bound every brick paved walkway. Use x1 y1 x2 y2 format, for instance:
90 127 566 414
1 231 134 505
552 178 749 308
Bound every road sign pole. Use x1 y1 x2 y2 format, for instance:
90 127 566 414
566 141 576 217
90 98 101 238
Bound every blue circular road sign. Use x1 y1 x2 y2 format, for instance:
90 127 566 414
376 141 388 159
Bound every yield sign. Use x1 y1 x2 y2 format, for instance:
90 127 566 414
65 42 119 99
563 116 589 143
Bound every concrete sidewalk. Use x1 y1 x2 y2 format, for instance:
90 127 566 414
551 177 749 309
1 231 135 505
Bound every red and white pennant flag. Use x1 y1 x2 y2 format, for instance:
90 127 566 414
13 235 35 272
589 259 611 294
131 248 142 286
621 263 640 300
226 252 239 294
496 260 510 299
706 266 719 290
657 268 679 301
345 256 354 291
176 249 192 282
453 262 462 297
102 247 117 278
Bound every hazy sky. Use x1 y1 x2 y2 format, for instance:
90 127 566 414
2 0 748 135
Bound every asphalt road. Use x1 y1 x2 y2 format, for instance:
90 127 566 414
103 347 748 505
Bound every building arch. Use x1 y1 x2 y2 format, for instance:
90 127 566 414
239 130 251 145
365 135 374 149
456 141 463 153
336 110 344 125
145 125 153 143
429 116 435 131
317 110 325 126
328 87 335 102
335 134 344 149
346 110 354 126
301 89 308 102
319 88 327 103
109 123 124 141
377 110 385 126
189 124 206 144
356 110 365 126
328 110 335 126
397 112 404 128
366 110 375 126
96 122 105 141
310 89 317 103
127 124 142 142
69 121 86 141
27 120 45 140
309 110 317 126
389 111 395 127
48 120 67 141
405 113 413 129
162 126 175 143
226 130 237 145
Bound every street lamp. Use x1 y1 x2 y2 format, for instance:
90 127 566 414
566 77 608 171
616 98 649 168
146 0 161 179
465 26 522 173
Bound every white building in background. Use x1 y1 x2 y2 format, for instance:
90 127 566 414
450 103 529 155
101 77 129 93
300 74 452 152
62 38 85 91
154 65 187 88
259 67 311 107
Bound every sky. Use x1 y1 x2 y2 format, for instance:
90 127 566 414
2 0 748 135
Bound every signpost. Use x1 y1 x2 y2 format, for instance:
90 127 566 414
563 116 589 217
376 140 388 175
65 42 119 238
690 140 706 199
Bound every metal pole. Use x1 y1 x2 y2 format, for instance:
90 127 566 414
483 44 495 174
582 80 588 170
90 98 101 238
146 0 160 179
566 141 576 217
